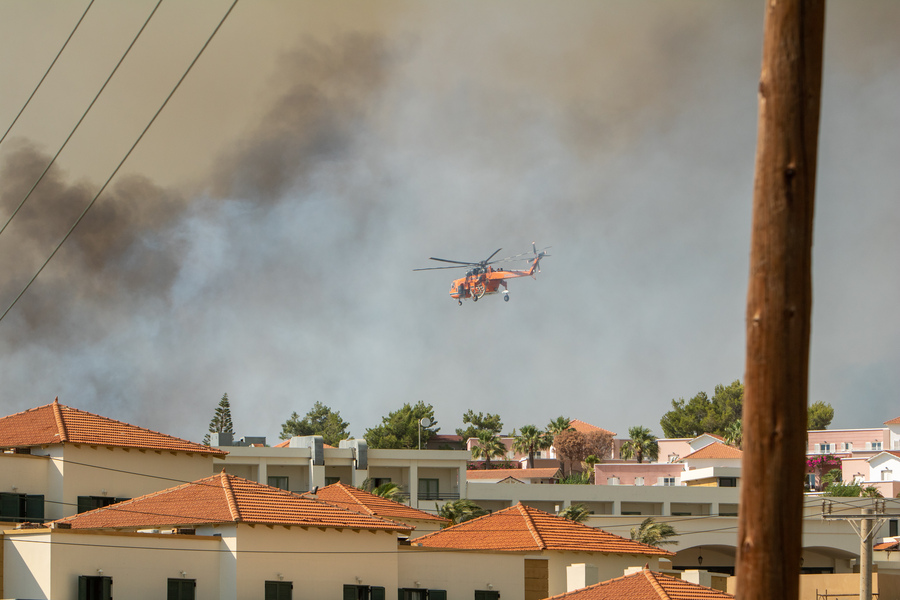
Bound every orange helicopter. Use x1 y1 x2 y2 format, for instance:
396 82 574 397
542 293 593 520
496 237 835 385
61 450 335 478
415 243 550 305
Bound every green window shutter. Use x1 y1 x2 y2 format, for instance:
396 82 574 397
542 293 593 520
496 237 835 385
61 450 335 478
101 576 113 600
78 576 89 600
168 579 180 599
25 494 44 522
372 586 385 600
0 492 21 521
429 591 447 600
77 496 94 513
344 584 359 600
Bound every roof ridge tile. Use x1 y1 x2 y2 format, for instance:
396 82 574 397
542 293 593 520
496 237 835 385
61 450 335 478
221 471 242 522
52 397 68 442
519 503 548 550
644 568 673 600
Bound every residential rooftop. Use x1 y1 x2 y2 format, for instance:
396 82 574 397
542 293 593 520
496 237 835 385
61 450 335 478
55 472 411 532
310 482 447 524
0 398 226 456
413 503 674 556
683 441 743 460
542 567 733 600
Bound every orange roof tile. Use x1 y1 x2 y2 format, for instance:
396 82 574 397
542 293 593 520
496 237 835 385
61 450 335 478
55 472 410 531
875 541 899 551
570 419 616 437
311 482 447 524
683 441 742 460
273 439 335 448
885 416 900 425
466 468 560 480
414 503 673 557
543 567 733 600
0 399 226 455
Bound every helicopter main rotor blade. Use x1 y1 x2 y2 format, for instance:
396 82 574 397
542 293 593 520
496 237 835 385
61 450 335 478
428 257 479 266
413 264 470 271
482 248 503 264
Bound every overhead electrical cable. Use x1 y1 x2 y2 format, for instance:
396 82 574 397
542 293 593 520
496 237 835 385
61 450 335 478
0 0 96 148
0 0 164 239
0 0 239 326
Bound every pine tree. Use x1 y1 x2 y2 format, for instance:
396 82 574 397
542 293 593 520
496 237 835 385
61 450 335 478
203 393 235 445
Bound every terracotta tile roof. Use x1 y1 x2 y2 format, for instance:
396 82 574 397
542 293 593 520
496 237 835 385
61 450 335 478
874 541 900 551
466 468 560 480
54 472 410 531
570 419 616 436
0 399 226 456
543 567 733 600
683 441 742 460
311 482 447 524
413 503 673 557
885 416 900 425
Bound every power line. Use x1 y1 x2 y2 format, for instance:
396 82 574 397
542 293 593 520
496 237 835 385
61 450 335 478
0 0 239 326
0 0 95 148
0 0 163 239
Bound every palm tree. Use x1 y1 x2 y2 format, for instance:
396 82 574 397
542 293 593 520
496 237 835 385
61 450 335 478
582 454 602 483
630 517 679 546
372 482 404 502
471 430 506 469
725 419 742 448
546 416 573 437
437 499 488 526
619 425 659 464
558 503 590 523
514 425 553 469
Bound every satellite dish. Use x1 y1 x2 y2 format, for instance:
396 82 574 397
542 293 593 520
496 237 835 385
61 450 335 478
419 417 432 428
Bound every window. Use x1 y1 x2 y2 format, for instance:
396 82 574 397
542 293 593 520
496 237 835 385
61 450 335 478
78 576 112 600
418 479 439 500
843 442 853 451
343 585 385 600
819 443 833 453
806 473 816 490
882 470 893 481
634 477 644 486
474 591 500 600
872 442 883 451
890 519 898 538
267 476 290 490
265 580 293 600
77 496 129 513
167 578 196 600
399 589 446 600
372 477 391 488
325 477 341 485
607 477 619 485
718 477 738 487
0 492 44 523
662 477 676 486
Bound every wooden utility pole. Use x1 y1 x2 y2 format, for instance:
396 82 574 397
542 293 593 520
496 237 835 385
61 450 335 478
736 2 825 600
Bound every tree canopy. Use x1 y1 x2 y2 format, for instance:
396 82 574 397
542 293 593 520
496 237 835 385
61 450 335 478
471 430 506 467
620 425 659 463
659 380 744 438
631 517 679 546
807 401 835 430
513 424 552 469
203 393 234 446
546 416 573 437
455 410 503 442
437 499 488 526
279 401 350 447
554 429 587 475
364 401 439 449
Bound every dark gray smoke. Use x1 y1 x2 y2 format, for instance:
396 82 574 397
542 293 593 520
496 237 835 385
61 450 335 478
0 2 897 442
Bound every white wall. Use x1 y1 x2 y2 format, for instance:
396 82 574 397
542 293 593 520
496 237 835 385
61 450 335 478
399 547 524 599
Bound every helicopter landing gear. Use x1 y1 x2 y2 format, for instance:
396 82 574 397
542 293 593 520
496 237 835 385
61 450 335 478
458 299 462 306
472 294 478 302
503 293 510 302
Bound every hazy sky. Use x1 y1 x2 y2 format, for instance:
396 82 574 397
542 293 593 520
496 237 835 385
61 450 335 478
0 1 897 443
